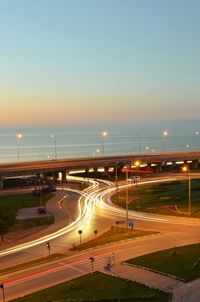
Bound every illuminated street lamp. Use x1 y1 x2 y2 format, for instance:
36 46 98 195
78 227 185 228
136 133 141 155
101 131 108 156
134 161 140 209
115 162 119 193
51 134 57 160
134 160 140 168
16 133 22 162
125 167 129 231
182 165 191 216
162 130 168 153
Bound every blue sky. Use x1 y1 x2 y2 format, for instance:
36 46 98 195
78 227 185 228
0 0 200 127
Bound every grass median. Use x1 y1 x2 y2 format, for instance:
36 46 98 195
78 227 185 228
12 271 169 302
71 226 158 251
126 242 200 281
112 179 200 217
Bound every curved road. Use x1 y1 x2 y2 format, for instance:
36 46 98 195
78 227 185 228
0 174 200 301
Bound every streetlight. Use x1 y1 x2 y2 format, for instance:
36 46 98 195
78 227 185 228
101 131 108 156
51 134 57 160
16 133 22 162
162 130 168 153
182 165 191 216
125 168 129 231
115 162 119 193
136 133 141 155
134 160 140 168
134 161 140 209
96 148 100 155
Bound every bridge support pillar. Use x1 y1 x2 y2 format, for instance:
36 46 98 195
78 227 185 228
53 172 59 183
61 170 67 183
170 161 176 172
192 160 199 169
0 176 4 189
157 163 162 172
42 173 48 183
93 167 98 173
147 163 152 169
104 166 109 175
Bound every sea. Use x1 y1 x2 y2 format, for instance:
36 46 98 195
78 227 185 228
0 119 199 164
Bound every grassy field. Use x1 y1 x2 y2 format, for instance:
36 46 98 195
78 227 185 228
12 271 169 302
112 179 200 217
15 216 54 228
71 227 158 251
0 192 53 209
0 193 54 235
127 243 200 281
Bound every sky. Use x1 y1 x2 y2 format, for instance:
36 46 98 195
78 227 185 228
0 0 200 128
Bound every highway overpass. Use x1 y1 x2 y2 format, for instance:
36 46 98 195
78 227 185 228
0 151 200 188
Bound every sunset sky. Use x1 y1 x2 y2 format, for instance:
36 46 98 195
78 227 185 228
0 0 200 127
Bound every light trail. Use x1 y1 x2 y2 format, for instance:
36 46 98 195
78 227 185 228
1 175 199 258
0 178 98 257
4 249 115 288
94 178 200 225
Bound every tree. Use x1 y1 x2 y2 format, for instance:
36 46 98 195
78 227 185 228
0 203 17 241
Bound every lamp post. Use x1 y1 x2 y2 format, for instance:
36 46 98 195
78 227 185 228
136 133 141 155
134 161 140 209
125 168 129 231
182 165 191 216
115 162 118 193
162 130 168 153
101 131 107 156
51 135 57 160
16 133 22 162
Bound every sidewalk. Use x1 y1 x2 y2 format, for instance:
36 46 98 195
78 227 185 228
103 263 200 302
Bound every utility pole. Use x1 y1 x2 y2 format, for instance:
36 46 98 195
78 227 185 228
125 169 129 231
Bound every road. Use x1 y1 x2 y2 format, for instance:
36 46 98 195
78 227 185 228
2 230 200 301
0 151 200 177
0 174 200 301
